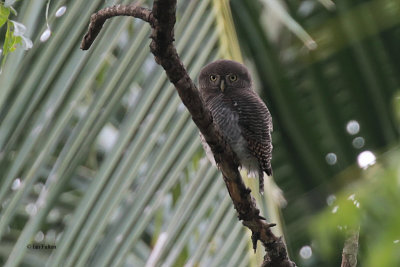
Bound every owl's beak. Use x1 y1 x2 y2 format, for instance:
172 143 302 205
220 79 225 92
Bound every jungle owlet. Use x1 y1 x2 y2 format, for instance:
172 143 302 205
198 59 273 194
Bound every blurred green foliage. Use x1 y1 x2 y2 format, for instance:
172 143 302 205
312 147 400 267
232 0 400 265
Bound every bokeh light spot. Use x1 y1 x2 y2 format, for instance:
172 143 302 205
346 120 360 135
325 153 337 165
357 151 376 169
352 136 365 149
299 245 312 259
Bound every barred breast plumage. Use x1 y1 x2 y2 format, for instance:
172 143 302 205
198 59 273 194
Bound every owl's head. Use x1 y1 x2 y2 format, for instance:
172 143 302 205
198 59 252 94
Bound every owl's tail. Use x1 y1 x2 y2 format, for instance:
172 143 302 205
259 167 272 194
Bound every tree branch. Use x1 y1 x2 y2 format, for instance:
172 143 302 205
81 4 154 50
81 1 296 266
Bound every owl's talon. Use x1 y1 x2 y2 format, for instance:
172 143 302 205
237 213 247 221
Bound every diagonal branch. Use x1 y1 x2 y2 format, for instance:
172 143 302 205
81 1 296 266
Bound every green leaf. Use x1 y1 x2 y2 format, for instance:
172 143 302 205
3 21 22 56
0 5 10 28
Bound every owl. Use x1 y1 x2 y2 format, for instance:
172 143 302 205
198 59 273 194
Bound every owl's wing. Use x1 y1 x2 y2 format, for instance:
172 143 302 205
229 90 273 176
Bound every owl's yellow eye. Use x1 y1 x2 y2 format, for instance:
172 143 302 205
210 75 217 81
228 74 238 82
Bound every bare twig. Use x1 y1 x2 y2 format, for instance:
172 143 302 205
341 228 359 267
81 1 296 266
81 4 153 50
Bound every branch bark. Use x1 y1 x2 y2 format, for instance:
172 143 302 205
81 1 296 266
